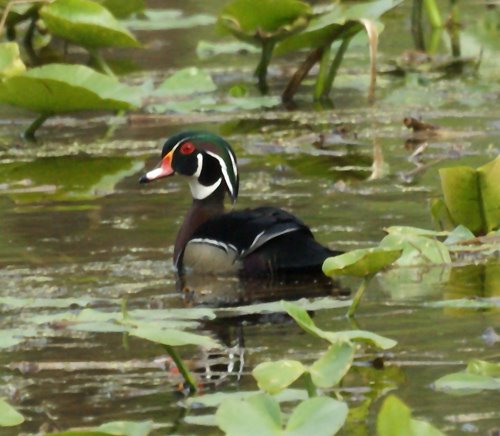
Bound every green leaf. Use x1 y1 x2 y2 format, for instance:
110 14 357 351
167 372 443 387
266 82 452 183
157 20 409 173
434 372 500 394
285 397 348 435
439 156 500 235
252 360 306 394
322 247 402 277
0 398 24 427
309 342 355 388
0 64 140 114
282 302 396 349
444 225 476 245
216 394 282 436
218 0 311 44
478 155 500 233
410 419 446 436
40 0 139 48
156 67 217 96
379 234 450 266
130 325 220 349
466 359 500 377
95 420 153 436
0 42 25 78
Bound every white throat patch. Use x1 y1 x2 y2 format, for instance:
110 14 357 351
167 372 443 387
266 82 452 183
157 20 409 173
188 153 222 200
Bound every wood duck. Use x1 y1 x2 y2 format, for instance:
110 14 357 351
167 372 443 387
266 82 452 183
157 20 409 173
140 131 341 278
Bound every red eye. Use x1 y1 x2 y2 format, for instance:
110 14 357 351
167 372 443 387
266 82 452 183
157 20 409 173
180 142 195 155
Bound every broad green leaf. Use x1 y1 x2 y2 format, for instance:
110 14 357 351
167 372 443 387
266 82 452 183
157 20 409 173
377 395 412 436
434 372 500 394
40 0 140 48
216 394 282 436
0 328 38 349
130 325 220 348
444 225 476 245
0 42 25 78
185 389 308 408
309 342 355 388
252 360 306 394
323 330 397 350
0 64 141 114
0 398 24 427
466 359 500 377
440 156 500 235
218 0 311 44
379 234 450 266
322 247 402 277
478 155 500 233
156 67 217 96
285 397 348 435
282 302 396 349
410 419 445 436
384 226 445 237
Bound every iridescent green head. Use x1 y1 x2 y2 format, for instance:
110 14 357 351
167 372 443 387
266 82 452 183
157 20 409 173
140 131 239 203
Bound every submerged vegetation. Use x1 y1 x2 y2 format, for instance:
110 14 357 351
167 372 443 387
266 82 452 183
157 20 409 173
0 0 499 434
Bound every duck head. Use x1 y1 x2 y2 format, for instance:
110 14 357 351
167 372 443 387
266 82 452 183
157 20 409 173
140 131 239 203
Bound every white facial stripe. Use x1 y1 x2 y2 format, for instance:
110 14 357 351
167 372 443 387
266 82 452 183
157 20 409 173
193 153 203 178
206 151 235 197
188 177 222 200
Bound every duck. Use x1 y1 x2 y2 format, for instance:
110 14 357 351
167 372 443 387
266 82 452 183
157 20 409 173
140 131 341 278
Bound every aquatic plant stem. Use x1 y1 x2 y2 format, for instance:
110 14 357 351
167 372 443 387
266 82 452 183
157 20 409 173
314 45 331 101
282 47 323 102
163 345 197 394
255 39 275 94
90 49 116 78
411 0 425 51
347 275 373 318
322 37 352 100
304 372 317 398
423 0 443 28
24 113 50 140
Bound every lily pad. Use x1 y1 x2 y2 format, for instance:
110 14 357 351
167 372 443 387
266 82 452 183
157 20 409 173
0 42 25 78
0 63 141 114
218 0 311 44
40 0 140 49
434 372 500 395
0 399 24 427
322 247 402 277
252 360 306 394
155 67 217 97
130 325 220 349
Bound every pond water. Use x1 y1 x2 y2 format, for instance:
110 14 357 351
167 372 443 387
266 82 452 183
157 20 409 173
0 0 499 434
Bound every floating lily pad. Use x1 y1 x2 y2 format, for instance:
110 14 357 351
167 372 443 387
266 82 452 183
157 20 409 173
156 67 217 97
0 399 24 427
0 42 25 78
40 0 140 48
0 64 141 114
130 325 220 349
124 9 215 31
434 372 500 395
48 419 154 436
322 247 402 277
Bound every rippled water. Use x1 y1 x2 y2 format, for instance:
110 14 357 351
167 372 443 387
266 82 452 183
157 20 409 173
0 0 499 434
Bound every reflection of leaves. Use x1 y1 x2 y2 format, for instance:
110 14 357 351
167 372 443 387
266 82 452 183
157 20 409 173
40 0 140 48
47 419 154 435
0 156 142 202
444 263 500 300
